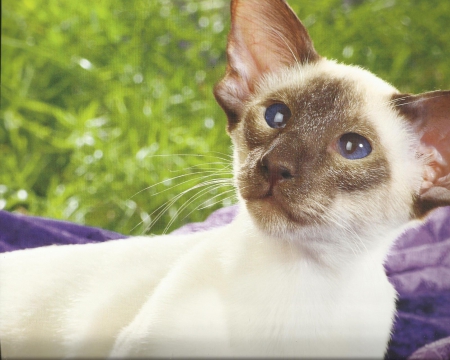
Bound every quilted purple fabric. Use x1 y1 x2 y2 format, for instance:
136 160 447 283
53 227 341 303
0 205 449 359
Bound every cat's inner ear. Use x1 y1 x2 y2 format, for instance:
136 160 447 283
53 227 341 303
393 91 450 214
214 0 320 126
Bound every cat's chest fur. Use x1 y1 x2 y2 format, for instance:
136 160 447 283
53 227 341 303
0 211 395 358
109 210 396 358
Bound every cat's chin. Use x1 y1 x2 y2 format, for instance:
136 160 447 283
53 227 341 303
244 196 314 235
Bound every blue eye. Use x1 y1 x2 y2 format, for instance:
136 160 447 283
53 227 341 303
338 133 372 160
264 103 291 128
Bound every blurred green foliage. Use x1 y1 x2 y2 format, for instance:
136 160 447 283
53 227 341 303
1 0 449 235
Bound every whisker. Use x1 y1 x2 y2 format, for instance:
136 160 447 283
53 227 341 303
129 172 208 200
162 181 233 234
196 188 237 210
130 171 231 200
140 178 233 234
207 150 234 160
168 162 232 174
140 191 192 234
140 153 232 163
150 173 232 198
182 188 237 223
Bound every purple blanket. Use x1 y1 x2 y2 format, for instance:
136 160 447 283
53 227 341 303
1 207 449 359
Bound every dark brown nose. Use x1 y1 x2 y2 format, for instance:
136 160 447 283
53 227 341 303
260 152 295 188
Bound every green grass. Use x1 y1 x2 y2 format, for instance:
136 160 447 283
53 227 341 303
1 0 449 235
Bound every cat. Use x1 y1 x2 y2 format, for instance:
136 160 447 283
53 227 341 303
1 0 449 358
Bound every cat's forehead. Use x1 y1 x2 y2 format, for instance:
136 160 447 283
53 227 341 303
271 75 361 134
254 59 398 128
257 59 397 98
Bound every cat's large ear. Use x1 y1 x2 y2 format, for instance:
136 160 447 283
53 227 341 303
214 0 320 128
393 90 450 215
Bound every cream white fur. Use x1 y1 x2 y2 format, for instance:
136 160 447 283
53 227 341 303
1 205 405 358
0 41 427 360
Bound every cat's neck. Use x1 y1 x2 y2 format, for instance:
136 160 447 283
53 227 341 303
228 204 402 272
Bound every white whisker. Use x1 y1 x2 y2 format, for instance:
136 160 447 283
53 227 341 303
141 153 232 163
137 178 233 234
183 188 237 219
162 181 233 234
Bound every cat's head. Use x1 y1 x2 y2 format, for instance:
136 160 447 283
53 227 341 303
214 0 450 248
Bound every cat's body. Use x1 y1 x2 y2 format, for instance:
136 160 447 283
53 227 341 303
1 206 398 358
1 0 449 358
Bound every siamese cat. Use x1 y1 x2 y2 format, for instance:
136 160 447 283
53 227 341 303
1 0 449 358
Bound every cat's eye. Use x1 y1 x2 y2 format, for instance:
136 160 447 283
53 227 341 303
264 103 291 129
338 133 372 160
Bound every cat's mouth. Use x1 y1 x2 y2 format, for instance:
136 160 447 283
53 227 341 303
238 173 332 230
245 195 316 231
241 184 315 227
253 195 293 218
